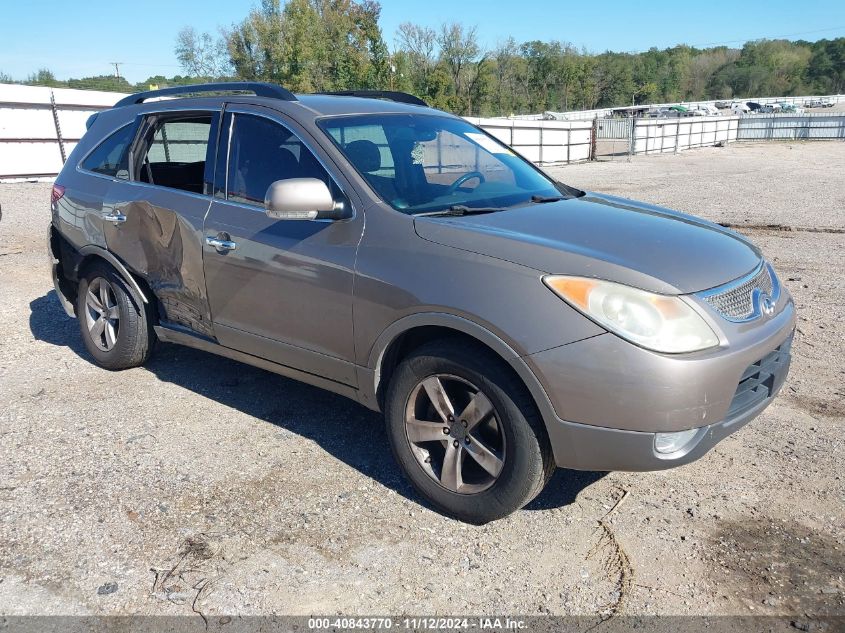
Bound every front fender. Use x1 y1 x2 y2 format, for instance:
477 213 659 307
356 311 561 426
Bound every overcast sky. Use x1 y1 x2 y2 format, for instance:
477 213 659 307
2 0 843 83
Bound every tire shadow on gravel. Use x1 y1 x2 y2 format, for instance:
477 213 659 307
526 469 605 511
29 290 600 515
29 290 88 355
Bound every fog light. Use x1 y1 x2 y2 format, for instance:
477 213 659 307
654 428 700 454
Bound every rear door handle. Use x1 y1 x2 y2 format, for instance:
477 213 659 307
103 210 126 224
206 235 237 252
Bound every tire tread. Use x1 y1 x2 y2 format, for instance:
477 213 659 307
385 337 554 523
76 262 155 370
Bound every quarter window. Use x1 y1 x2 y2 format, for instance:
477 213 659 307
80 124 136 179
227 114 333 206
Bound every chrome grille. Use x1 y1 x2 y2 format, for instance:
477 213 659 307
701 264 775 321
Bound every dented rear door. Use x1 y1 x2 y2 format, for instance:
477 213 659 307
102 109 220 338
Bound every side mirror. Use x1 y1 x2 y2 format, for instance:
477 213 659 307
264 178 349 221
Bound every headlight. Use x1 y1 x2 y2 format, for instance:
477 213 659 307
543 276 719 353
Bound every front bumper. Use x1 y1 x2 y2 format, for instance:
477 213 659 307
543 341 790 471
524 292 795 471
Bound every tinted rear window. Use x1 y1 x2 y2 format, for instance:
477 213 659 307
80 123 136 179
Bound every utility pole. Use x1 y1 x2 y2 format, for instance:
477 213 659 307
111 62 122 80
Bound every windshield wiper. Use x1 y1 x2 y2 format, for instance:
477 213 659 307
530 194 566 203
417 205 505 217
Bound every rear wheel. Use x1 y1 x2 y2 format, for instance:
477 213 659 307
76 262 155 370
385 340 554 524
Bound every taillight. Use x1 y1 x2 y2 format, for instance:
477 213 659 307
51 184 65 205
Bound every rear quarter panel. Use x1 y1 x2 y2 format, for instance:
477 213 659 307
52 108 136 252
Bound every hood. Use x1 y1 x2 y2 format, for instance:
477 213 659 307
413 193 762 294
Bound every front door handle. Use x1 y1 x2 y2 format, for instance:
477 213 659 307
103 210 127 224
206 235 237 252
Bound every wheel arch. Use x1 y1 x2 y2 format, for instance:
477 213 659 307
76 245 150 309
50 226 154 319
366 313 556 427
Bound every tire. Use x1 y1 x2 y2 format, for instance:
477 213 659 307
384 339 554 524
76 261 155 370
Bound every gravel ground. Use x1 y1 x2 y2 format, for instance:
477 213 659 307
0 141 843 621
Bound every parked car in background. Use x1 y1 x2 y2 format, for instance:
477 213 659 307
731 102 751 115
715 101 731 109
690 104 720 116
806 99 833 108
777 102 804 114
746 102 763 112
47 82 796 524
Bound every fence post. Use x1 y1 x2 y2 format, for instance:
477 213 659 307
539 124 544 166
566 125 571 164
628 118 635 161
590 116 597 161
674 117 681 153
49 90 67 164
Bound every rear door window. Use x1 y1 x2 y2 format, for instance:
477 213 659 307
80 123 137 179
147 119 211 164
136 114 217 195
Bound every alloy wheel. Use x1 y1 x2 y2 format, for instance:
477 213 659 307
404 374 506 494
84 277 120 351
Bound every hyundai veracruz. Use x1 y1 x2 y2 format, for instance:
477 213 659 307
48 83 795 523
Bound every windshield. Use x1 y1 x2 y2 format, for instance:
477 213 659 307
318 114 567 214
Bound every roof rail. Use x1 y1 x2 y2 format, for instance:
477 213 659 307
317 90 428 107
114 82 297 107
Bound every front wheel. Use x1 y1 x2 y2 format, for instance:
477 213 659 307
385 340 554 523
76 262 155 370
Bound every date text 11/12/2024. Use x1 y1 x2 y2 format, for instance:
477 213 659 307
307 617 527 630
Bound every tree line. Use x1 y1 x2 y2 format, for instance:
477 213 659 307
3 0 843 116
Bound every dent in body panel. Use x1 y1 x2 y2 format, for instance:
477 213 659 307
104 184 214 337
